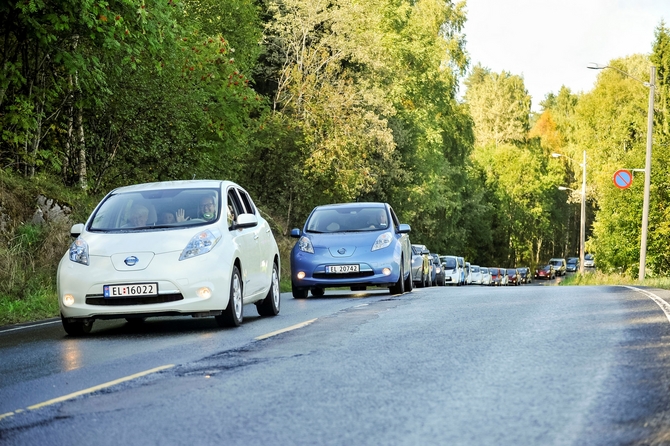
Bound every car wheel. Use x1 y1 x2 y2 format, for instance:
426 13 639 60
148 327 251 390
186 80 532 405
257 262 280 317
292 281 308 299
311 287 325 297
404 268 413 292
216 265 243 327
61 314 93 336
389 262 405 295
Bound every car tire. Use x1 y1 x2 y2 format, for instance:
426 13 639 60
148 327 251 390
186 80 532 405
216 265 243 327
311 287 325 297
61 314 93 336
404 268 413 292
292 282 308 299
256 262 280 317
389 262 405 295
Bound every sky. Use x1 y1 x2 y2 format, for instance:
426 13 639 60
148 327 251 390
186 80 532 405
462 0 670 111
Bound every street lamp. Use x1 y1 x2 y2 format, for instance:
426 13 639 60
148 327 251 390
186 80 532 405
552 151 587 274
588 63 655 280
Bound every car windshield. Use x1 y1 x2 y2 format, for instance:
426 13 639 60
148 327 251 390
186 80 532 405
412 246 425 255
306 206 389 232
441 257 457 268
89 188 221 231
550 260 562 266
585 254 594 260
567 258 578 264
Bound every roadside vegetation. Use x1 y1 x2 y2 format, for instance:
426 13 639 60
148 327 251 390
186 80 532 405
561 271 670 290
2 1 670 325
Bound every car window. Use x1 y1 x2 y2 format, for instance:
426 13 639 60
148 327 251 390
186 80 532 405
306 206 389 232
89 188 221 231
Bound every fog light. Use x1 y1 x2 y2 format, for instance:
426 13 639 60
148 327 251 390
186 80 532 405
297 271 306 280
197 287 212 299
382 268 391 276
63 294 75 307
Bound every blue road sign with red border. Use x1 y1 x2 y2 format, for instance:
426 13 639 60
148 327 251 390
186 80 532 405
613 169 633 189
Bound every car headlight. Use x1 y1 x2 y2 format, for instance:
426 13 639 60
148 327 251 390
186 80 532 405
298 236 314 254
372 232 392 251
179 229 221 260
69 237 89 266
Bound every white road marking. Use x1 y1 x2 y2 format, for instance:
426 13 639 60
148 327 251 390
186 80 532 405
0 364 174 421
624 285 670 324
0 320 60 334
255 318 318 341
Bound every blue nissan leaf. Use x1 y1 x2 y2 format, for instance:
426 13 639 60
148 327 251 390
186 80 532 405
290 202 412 298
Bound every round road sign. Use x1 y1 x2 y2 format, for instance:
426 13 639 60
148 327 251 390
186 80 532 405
613 169 633 189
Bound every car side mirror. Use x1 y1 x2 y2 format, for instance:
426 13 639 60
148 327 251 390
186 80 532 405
290 228 301 238
397 223 411 233
234 213 258 229
70 223 84 237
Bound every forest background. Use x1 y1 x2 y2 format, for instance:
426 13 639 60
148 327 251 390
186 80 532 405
2 0 670 324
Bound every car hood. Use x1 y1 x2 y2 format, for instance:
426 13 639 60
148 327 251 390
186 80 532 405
82 228 210 257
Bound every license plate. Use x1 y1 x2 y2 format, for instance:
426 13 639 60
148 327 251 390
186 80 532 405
104 283 158 298
326 264 360 274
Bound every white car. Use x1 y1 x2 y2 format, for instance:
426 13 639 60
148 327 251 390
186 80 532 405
58 180 281 335
440 255 461 285
479 267 491 285
470 265 482 285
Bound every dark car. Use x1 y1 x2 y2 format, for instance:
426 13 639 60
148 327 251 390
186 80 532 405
430 253 445 286
566 257 579 272
506 268 520 286
517 267 531 284
534 264 556 280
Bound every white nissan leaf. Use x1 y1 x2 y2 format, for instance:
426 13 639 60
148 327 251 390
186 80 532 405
57 180 280 335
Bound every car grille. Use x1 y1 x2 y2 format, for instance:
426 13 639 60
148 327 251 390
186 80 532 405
313 271 375 279
85 293 184 306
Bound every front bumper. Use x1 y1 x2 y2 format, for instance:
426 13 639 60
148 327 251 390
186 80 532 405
58 251 233 319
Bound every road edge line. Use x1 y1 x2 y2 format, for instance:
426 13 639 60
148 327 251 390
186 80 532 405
623 285 670 324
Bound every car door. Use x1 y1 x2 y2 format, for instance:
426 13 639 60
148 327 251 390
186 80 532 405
227 187 263 298
389 206 411 280
238 187 275 295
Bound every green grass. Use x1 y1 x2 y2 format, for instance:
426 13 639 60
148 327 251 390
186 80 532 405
0 287 59 326
560 270 670 289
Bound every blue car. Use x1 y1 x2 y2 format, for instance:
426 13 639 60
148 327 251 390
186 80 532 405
290 202 413 298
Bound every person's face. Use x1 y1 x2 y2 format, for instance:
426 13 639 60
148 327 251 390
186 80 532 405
130 209 148 226
200 198 216 220
160 212 175 224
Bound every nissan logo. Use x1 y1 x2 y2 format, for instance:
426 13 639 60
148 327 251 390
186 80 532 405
337 248 346 255
124 256 139 266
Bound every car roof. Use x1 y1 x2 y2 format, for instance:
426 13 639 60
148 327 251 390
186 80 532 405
110 179 230 194
315 202 386 209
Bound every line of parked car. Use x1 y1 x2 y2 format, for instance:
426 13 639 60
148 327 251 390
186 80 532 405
57 184 599 337
409 246 534 287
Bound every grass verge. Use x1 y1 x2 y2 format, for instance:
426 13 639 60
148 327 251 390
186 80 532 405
560 270 670 290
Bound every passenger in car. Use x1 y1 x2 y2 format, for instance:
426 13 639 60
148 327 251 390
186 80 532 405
158 210 176 224
124 204 149 227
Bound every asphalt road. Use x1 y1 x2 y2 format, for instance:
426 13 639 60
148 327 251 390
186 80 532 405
2 283 670 445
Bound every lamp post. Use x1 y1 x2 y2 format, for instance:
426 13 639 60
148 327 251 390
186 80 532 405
588 63 655 281
553 151 586 274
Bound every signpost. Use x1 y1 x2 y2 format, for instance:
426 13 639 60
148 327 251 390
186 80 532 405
613 169 633 190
